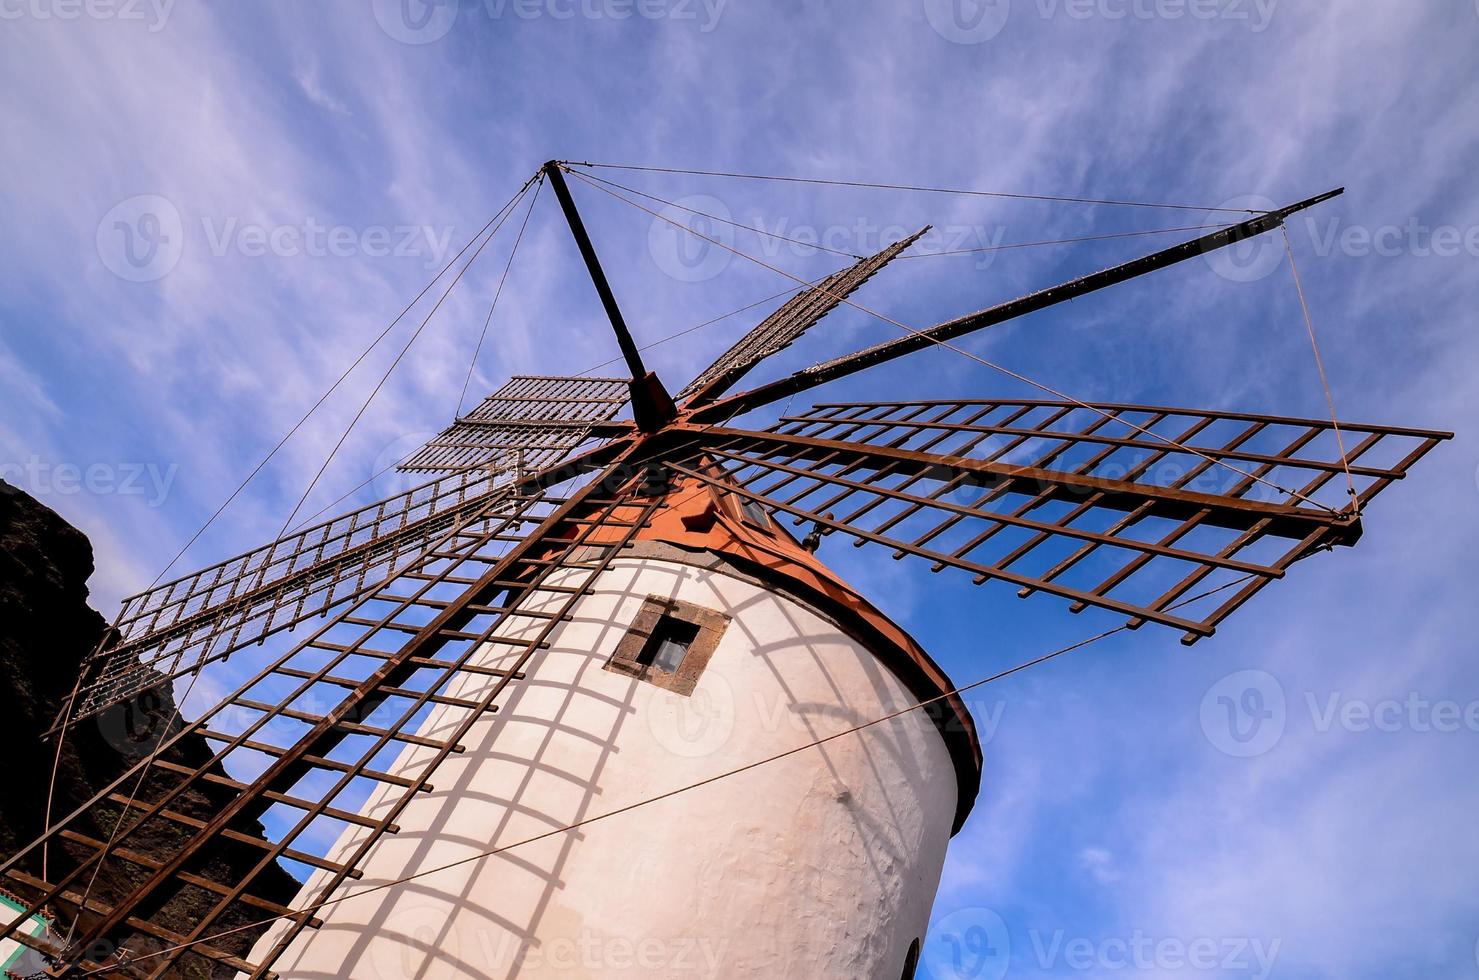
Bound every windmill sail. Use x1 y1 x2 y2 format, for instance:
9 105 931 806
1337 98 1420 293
396 374 630 474
678 227 929 405
674 398 1448 643
687 191 1345 425
67 376 630 730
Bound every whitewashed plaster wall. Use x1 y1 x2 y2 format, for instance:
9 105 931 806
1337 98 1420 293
248 554 960 980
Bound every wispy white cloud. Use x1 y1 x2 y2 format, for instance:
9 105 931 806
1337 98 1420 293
291 59 351 116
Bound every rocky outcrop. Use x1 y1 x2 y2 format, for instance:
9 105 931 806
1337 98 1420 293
0 481 298 978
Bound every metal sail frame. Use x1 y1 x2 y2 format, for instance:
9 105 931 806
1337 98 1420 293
676 225 930 404
63 383 636 733
0 165 1451 978
395 374 631 475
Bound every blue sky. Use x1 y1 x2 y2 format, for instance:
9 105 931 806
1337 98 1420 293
2 1 1476 977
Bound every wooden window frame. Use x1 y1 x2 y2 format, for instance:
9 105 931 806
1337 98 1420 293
603 595 730 697
736 494 773 530
712 485 773 532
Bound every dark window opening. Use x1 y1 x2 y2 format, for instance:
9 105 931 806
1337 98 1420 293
739 496 772 528
604 595 731 697
635 615 701 674
900 938 920 980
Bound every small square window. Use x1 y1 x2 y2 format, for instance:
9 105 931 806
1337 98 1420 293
636 616 701 674
739 497 772 528
604 596 730 696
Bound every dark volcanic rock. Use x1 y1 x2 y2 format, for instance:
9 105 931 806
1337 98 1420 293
0 481 299 978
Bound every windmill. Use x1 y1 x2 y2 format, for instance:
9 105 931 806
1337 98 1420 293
0 160 1450 979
